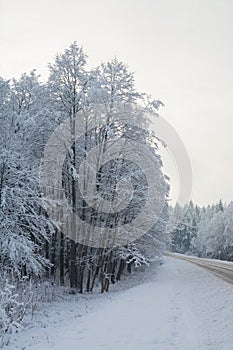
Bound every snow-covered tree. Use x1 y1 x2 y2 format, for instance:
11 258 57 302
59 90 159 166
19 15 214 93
0 74 51 278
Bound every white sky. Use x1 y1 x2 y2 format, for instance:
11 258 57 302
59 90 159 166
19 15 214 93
1 0 233 206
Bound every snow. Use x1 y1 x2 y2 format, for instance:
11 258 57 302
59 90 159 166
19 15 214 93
3 256 233 350
170 251 233 265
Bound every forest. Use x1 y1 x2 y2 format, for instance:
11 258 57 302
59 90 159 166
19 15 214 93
170 200 233 261
0 43 169 336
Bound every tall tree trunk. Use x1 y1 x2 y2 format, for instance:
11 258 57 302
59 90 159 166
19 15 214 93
70 111 78 289
60 231 64 285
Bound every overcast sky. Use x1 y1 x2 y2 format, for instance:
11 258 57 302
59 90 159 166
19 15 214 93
1 0 233 206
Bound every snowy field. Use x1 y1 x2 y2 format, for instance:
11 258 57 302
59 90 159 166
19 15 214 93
3 256 233 350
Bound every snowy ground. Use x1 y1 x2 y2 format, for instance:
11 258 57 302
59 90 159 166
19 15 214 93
3 256 233 350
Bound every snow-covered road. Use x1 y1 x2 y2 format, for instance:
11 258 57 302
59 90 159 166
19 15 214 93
6 257 233 350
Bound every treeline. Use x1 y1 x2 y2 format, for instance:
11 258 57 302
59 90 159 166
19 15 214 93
0 42 169 334
170 200 233 261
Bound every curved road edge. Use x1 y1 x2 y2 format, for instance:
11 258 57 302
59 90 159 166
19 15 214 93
164 252 233 285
